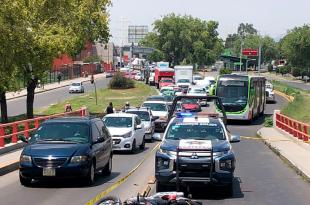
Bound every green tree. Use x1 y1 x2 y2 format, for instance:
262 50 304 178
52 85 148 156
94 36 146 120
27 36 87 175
141 14 223 67
147 50 164 62
20 0 111 118
280 25 310 76
0 0 30 122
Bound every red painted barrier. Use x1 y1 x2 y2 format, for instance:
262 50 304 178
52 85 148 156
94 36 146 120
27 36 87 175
0 107 87 147
276 112 310 142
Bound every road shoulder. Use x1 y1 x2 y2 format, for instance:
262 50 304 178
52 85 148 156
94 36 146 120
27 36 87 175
257 127 310 182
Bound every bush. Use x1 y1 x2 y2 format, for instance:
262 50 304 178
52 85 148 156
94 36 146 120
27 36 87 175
219 68 232 75
279 66 290 76
264 117 273 127
109 72 135 89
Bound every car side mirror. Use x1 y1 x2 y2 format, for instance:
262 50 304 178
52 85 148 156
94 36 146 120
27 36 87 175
230 134 240 143
94 136 105 144
136 124 142 129
152 116 159 121
19 135 28 143
152 133 161 141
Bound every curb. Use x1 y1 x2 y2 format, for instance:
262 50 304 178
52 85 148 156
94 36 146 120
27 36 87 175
257 129 310 183
0 161 19 176
273 90 294 102
6 74 106 101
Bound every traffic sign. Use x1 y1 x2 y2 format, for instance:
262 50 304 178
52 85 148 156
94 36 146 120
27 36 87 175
242 48 259 56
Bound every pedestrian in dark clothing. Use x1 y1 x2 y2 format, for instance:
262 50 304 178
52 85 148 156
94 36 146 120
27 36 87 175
106 102 114 114
57 73 62 84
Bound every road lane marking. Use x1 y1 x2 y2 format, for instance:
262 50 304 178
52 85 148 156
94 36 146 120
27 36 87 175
84 143 160 205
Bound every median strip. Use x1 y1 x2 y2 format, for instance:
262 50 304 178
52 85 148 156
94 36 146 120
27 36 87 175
84 143 160 205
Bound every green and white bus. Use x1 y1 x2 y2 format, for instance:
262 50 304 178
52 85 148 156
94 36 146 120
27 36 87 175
214 74 266 121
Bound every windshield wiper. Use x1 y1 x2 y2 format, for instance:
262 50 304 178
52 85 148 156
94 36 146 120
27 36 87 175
37 138 77 143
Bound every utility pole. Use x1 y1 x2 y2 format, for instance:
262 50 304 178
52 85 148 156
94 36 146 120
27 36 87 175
240 39 244 72
258 41 262 75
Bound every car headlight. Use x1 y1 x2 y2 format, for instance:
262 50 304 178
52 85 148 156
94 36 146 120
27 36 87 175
70 156 88 164
156 157 174 171
220 159 234 170
122 131 132 138
20 155 32 164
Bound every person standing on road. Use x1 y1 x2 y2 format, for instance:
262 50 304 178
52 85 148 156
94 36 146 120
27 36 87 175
106 102 114 114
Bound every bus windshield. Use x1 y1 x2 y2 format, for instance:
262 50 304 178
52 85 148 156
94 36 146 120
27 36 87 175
216 79 248 112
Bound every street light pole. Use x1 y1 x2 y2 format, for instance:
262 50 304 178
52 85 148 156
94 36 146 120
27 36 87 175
240 39 243 72
258 41 262 75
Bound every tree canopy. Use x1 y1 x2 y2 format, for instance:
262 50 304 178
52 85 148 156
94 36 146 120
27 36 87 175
140 14 223 67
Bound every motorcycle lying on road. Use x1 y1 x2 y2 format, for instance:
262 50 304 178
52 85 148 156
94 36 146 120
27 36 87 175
94 192 202 205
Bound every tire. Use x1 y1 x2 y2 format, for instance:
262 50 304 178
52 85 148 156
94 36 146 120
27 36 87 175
94 196 121 205
223 183 233 197
19 174 31 187
102 155 112 176
156 181 166 192
139 136 145 150
85 161 96 185
131 140 137 154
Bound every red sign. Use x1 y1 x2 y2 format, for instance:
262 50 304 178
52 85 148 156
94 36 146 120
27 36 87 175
242 48 258 56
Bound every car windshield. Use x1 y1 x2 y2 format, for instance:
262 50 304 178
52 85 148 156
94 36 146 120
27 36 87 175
104 117 132 128
166 122 226 140
72 83 81 86
31 123 90 143
182 99 198 104
142 103 167 111
161 79 173 83
194 76 203 80
189 88 205 94
147 96 165 101
126 111 150 121
178 79 190 83
160 88 173 93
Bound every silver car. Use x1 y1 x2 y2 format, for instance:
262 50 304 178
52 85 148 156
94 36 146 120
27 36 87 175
69 82 84 93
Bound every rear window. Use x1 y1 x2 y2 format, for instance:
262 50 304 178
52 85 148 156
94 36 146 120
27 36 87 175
126 111 150 121
72 83 81 86
142 103 167 111
166 122 225 140
103 117 132 128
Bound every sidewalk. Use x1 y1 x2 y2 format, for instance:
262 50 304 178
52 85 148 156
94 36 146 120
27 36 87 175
6 73 106 100
258 127 310 181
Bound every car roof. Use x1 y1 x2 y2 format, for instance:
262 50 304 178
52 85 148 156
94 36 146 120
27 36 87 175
143 101 167 104
44 116 95 124
126 108 150 112
104 113 136 118
171 115 221 125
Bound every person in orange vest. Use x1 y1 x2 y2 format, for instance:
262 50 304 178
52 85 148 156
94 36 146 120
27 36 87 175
65 102 72 112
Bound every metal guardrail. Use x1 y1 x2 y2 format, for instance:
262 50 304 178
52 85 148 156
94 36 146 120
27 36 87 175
0 107 88 147
276 112 310 142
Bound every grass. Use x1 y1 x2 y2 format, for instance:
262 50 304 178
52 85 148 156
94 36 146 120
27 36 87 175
272 80 310 125
36 82 158 115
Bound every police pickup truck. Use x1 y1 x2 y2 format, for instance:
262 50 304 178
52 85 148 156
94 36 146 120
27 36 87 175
155 96 240 196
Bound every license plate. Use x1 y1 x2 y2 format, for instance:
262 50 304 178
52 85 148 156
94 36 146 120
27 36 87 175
43 168 56 176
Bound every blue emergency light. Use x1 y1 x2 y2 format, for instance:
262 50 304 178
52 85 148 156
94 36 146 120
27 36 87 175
176 112 193 118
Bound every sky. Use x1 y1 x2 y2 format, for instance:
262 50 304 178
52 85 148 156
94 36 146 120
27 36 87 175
108 0 310 45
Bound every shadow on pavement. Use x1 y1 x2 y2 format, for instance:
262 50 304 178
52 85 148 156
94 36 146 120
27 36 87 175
186 177 244 200
28 172 121 188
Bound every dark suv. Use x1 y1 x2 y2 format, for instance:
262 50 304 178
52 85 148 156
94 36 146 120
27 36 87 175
19 117 113 186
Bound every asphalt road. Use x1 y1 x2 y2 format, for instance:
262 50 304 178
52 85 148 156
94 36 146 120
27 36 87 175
263 75 310 91
7 77 111 117
0 141 160 205
1 89 310 204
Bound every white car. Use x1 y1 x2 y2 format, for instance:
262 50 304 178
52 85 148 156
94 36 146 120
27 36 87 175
126 108 158 141
69 82 84 93
193 75 203 84
187 86 208 96
103 113 146 152
141 101 169 131
149 72 155 85
135 72 143 81
159 86 174 96
266 82 275 102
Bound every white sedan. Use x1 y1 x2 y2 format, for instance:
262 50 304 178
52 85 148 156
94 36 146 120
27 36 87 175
103 113 146 153
69 82 84 93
